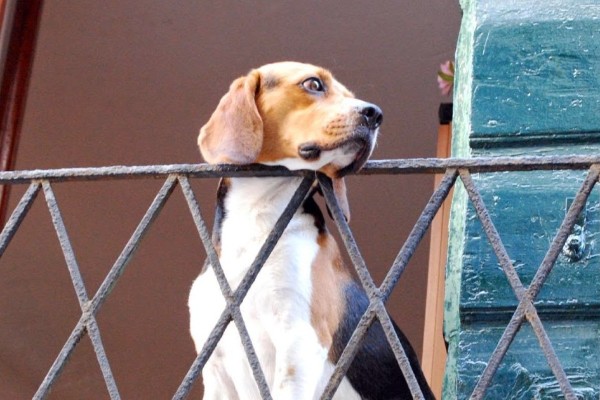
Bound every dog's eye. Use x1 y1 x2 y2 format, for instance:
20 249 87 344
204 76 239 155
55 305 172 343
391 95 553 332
302 77 325 93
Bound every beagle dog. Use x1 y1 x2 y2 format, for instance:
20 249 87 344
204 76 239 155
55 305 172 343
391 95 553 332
188 62 434 400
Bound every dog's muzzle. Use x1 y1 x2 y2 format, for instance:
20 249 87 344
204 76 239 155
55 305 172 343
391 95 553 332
298 102 382 177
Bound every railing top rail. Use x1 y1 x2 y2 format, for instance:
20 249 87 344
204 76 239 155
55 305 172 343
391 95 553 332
1 155 599 183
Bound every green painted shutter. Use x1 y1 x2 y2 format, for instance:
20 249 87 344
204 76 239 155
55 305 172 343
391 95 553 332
444 1 600 398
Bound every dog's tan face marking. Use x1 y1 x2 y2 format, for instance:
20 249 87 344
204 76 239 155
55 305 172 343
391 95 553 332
255 62 371 173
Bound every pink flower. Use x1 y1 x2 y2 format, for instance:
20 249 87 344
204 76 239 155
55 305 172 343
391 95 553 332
437 60 455 96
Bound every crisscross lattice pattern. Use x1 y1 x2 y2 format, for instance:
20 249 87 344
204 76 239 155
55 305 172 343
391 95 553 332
0 155 598 399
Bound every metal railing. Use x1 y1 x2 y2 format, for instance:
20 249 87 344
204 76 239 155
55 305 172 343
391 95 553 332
1 155 599 399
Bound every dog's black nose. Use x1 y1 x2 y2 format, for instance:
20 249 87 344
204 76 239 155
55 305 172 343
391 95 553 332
360 104 383 129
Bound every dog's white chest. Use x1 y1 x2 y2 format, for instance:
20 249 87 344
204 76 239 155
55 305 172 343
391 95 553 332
221 203 317 293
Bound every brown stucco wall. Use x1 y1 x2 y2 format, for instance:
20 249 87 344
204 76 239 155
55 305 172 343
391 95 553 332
0 1 460 398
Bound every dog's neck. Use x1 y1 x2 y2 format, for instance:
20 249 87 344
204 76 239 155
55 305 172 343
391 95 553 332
209 176 326 290
226 177 304 214
212 176 318 253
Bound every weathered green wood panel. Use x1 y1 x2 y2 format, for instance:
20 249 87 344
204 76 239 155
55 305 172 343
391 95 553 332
445 0 600 398
457 320 600 399
461 168 600 311
470 1 600 146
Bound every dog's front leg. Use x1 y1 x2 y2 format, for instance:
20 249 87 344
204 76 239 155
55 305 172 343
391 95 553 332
268 320 329 400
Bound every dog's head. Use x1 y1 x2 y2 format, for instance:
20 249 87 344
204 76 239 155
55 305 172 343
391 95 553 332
198 61 382 220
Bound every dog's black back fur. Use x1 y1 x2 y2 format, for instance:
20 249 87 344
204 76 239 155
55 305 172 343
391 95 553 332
330 282 436 400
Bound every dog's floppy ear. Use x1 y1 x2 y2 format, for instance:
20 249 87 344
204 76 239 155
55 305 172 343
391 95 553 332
198 70 263 164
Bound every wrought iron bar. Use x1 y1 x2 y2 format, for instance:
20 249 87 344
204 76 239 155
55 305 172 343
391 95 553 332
0 155 599 184
42 181 89 305
34 176 177 398
361 155 600 174
526 305 577 400
173 175 315 399
467 165 599 399
0 181 39 255
459 169 578 400
527 165 600 299
176 175 273 400
375 305 425 400
90 176 178 313
317 174 385 399
458 169 527 297
319 298 378 399
379 168 458 301
318 170 458 399
33 318 88 400
173 311 232 399
41 181 121 399
87 318 122 400
316 173 379 294
229 176 315 306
